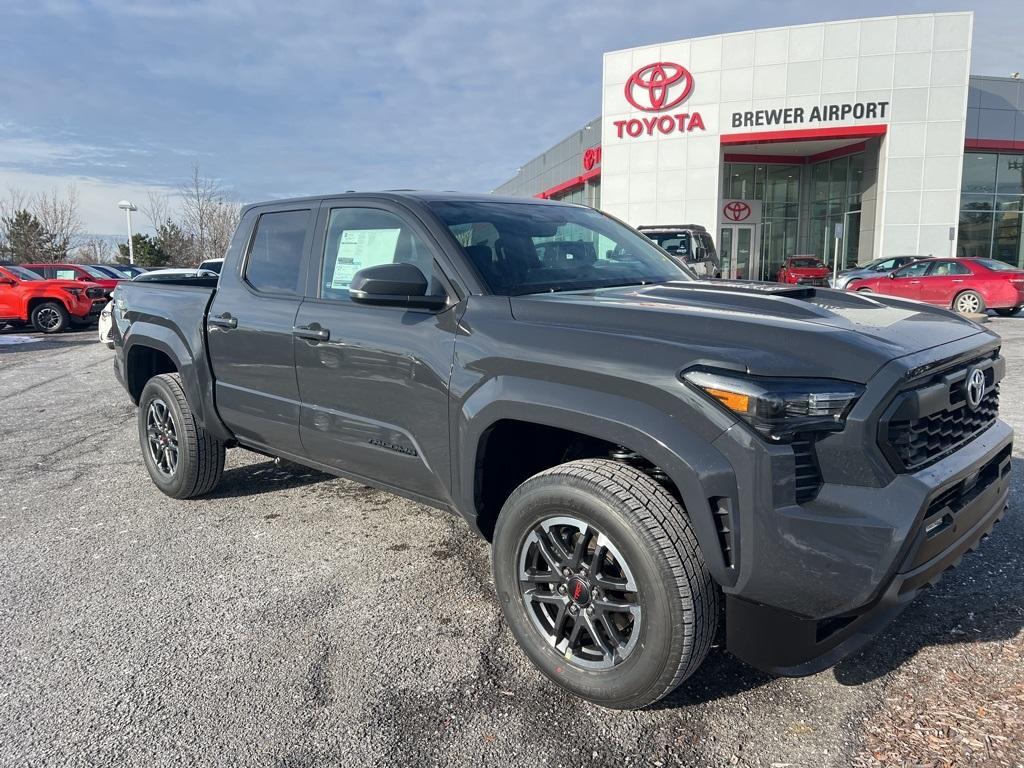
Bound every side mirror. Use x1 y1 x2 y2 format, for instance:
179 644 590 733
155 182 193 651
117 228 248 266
79 275 93 281
0 277 15 286
350 263 446 310
694 245 708 262
888 272 898 279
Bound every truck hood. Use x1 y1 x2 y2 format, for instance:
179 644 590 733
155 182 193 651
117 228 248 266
510 280 992 383
785 266 829 276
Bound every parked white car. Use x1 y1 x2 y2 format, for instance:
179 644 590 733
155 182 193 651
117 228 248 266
98 301 114 348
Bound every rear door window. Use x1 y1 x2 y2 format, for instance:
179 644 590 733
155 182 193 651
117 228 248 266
244 209 311 295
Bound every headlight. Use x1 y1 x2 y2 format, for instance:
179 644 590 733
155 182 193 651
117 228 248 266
682 369 863 442
86 286 104 299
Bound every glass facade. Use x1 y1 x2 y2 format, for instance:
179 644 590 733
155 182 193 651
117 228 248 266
721 162 800 280
808 154 864 271
551 178 601 208
958 152 1024 267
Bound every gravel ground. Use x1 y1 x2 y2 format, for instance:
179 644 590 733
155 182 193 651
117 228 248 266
0 320 1021 768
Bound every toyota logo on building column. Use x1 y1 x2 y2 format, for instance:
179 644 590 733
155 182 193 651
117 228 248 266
614 62 705 139
625 62 693 111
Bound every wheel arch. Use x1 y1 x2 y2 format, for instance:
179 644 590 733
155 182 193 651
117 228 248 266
122 324 233 442
458 378 739 585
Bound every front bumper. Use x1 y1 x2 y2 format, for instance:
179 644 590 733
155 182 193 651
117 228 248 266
725 422 1012 675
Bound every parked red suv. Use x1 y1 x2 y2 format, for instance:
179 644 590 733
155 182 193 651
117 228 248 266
0 262 107 333
848 257 1024 315
777 256 830 286
21 263 123 295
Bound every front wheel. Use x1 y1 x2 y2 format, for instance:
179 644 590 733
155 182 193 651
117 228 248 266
138 373 225 499
492 459 718 709
953 290 985 315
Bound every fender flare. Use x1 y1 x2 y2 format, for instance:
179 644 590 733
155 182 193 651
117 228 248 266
122 322 233 442
458 376 740 585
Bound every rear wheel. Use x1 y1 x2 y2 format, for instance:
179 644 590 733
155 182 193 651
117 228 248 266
995 306 1021 317
138 373 225 498
30 301 69 334
492 459 718 709
953 290 985 315
856 287 873 293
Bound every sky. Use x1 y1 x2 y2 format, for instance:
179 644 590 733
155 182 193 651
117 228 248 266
0 0 1021 235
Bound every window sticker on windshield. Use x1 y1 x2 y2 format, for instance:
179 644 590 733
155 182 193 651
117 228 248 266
331 228 401 289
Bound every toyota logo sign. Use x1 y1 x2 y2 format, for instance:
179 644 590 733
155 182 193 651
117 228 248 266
723 201 752 222
582 146 601 171
625 62 694 112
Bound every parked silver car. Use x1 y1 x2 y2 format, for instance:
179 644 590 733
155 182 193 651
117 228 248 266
830 255 930 290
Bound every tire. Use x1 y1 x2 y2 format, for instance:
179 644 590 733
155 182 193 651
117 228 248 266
856 287 873 293
492 459 718 709
995 306 1021 317
137 373 225 499
953 290 985 315
30 301 69 334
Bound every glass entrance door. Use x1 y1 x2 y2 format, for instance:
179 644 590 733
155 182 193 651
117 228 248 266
720 225 757 280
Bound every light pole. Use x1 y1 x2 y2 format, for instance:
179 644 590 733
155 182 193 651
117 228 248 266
118 200 138 264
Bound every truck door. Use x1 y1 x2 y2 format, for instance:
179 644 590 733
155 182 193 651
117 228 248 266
206 204 314 457
292 199 459 504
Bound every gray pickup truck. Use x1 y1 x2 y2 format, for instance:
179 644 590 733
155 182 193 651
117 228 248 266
112 191 1012 710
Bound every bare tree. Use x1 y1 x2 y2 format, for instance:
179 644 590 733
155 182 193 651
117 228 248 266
207 200 242 263
142 189 172 231
75 237 117 264
33 185 84 260
0 187 29 222
179 163 234 266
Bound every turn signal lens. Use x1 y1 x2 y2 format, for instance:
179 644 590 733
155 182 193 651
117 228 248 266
682 369 863 442
704 388 750 414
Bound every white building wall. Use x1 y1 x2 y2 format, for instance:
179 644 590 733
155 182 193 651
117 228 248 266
601 12 973 257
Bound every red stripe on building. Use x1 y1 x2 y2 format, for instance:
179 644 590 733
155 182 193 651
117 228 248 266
720 124 887 145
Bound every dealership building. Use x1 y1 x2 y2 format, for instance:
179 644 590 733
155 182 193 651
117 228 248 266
495 12 1024 280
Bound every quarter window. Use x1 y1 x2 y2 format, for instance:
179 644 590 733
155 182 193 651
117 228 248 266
320 208 438 299
244 210 310 295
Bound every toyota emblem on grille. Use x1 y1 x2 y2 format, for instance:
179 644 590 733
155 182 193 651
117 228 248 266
965 368 986 410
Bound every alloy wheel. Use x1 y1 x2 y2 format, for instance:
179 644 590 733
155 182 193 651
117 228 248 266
517 516 641 669
146 398 179 477
36 307 61 331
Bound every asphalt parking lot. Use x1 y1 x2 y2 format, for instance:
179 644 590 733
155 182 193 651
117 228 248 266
1 322 1022 768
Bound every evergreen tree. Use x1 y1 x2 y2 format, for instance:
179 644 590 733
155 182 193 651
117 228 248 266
117 233 171 268
0 209 60 263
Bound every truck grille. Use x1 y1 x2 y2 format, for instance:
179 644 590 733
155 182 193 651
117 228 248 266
880 354 1002 473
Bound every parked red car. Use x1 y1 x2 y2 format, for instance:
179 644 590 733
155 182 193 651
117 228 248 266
847 257 1024 315
21 263 123 294
0 262 107 333
777 256 830 286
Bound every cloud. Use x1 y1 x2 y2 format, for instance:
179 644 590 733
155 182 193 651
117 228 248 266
0 1 1021 233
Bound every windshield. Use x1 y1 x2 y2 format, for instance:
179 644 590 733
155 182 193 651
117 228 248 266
430 201 690 295
975 258 1020 272
4 265 42 280
78 265 111 279
789 258 824 268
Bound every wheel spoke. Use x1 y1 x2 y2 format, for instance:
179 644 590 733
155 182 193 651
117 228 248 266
532 530 565 572
523 587 566 608
569 525 592 569
582 613 613 658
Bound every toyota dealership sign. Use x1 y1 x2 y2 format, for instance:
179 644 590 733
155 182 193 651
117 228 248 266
613 61 706 139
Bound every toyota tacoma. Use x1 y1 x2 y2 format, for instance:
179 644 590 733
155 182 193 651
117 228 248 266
110 192 1012 709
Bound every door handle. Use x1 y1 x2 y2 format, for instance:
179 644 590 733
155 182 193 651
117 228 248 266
293 324 330 342
208 313 237 329
952 279 964 283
